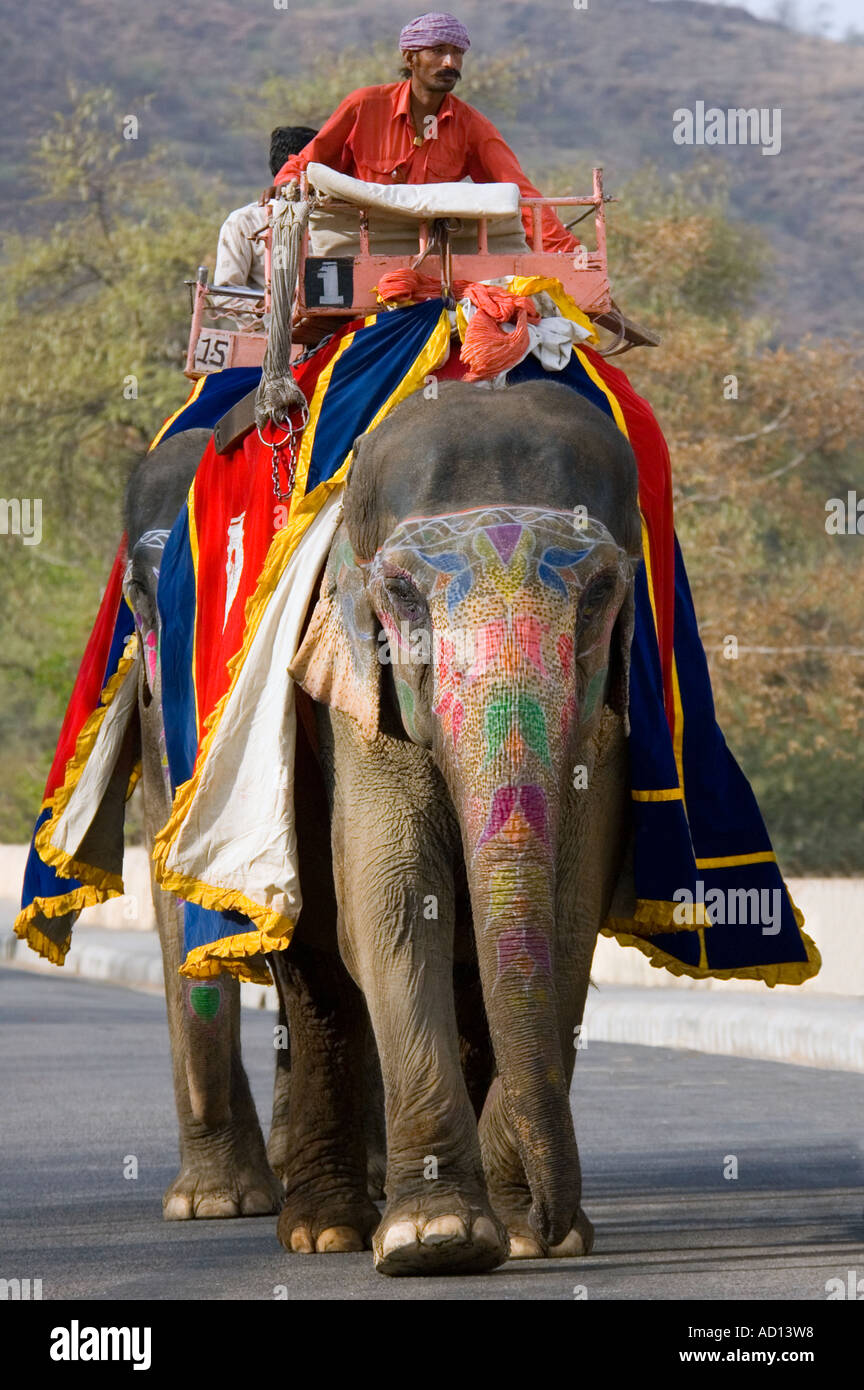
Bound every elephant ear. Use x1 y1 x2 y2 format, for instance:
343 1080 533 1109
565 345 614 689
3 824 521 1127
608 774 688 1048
289 525 381 738
608 580 635 734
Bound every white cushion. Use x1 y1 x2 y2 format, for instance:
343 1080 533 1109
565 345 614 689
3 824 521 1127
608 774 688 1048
305 162 521 220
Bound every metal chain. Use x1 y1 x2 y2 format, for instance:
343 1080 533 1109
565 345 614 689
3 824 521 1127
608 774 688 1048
258 404 310 503
262 337 332 498
271 439 297 503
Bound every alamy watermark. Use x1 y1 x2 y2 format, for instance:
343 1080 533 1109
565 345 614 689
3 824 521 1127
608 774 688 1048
0 498 42 545
673 882 782 935
49 1321 151 1370
377 621 476 667
673 102 781 156
825 491 863 535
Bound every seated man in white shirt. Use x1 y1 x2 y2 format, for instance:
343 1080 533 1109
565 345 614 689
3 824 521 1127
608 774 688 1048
214 125 318 303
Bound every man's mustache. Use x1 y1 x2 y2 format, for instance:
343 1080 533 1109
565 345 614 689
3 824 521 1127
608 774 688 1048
434 69 461 80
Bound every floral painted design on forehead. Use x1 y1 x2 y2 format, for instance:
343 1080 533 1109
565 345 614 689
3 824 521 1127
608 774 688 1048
370 506 618 616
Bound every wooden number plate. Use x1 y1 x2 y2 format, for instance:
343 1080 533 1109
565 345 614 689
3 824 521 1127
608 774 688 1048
304 258 354 308
193 332 233 373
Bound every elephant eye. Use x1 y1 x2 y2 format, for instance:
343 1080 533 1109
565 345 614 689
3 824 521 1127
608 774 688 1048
385 575 426 617
578 571 616 624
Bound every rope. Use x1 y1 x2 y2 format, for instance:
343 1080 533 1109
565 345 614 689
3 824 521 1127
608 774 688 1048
255 194 314 430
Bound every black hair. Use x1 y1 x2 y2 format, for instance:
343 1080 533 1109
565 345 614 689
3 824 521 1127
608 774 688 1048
269 126 318 176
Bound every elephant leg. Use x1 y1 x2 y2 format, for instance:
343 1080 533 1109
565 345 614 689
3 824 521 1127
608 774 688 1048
362 1026 387 1202
266 993 291 1183
139 674 282 1220
268 966 386 1212
266 707 385 1215
328 720 507 1276
269 942 380 1253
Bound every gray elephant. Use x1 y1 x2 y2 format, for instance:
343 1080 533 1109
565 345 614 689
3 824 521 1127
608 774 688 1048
125 376 641 1275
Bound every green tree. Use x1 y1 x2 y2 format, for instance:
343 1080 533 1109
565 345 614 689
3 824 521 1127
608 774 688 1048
0 87 222 839
606 167 864 872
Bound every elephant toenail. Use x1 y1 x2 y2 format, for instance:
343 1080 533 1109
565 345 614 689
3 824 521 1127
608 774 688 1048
381 1221 420 1256
290 1226 315 1253
421 1215 466 1244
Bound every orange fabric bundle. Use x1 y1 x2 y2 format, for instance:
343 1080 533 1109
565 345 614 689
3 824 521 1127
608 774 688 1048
375 271 540 381
459 282 540 382
376 269 457 303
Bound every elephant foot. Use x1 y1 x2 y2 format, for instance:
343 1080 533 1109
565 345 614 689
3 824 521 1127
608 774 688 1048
276 1186 379 1254
163 1126 284 1220
163 1159 283 1220
373 1191 508 1277
499 1207 595 1260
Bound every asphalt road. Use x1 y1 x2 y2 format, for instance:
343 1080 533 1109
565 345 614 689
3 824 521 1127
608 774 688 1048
1 967 862 1301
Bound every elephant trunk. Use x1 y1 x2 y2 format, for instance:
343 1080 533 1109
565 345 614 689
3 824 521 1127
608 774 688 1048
465 811 580 1247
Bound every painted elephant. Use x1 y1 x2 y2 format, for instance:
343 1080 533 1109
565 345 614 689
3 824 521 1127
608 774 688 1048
126 376 641 1276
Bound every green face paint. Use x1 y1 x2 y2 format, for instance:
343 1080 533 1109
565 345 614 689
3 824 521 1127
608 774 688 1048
484 692 550 766
582 666 608 720
395 676 419 741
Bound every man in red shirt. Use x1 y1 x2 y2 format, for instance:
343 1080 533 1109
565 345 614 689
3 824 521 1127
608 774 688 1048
266 12 579 255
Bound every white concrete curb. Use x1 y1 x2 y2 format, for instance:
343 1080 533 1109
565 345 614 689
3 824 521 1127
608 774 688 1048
583 987 864 1073
1 933 165 992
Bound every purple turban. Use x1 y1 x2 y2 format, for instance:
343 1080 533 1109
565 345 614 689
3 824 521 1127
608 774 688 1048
399 12 471 52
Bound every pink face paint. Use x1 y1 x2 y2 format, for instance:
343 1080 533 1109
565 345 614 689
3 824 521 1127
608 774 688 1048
476 784 549 851
466 620 506 684
477 786 519 850
451 701 465 746
496 926 552 980
518 784 549 846
560 692 578 741
145 629 158 687
513 614 549 677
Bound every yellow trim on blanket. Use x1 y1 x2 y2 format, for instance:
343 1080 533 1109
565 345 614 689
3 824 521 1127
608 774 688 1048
362 311 451 437
638 514 661 646
13 883 110 964
153 313 453 973
630 897 710 930
696 928 709 970
32 635 139 899
179 911 295 984
631 787 683 802
603 880 813 985
148 376 207 453
293 319 373 502
600 920 820 988
14 913 72 965
695 851 778 869
574 345 629 438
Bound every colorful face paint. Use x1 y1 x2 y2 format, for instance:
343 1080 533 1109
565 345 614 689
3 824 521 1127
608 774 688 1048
369 509 631 934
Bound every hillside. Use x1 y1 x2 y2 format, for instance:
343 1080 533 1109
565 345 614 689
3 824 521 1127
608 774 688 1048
3 0 863 340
